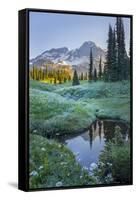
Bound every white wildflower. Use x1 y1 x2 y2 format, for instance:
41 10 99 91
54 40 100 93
33 130 37 133
56 181 63 187
58 144 62 148
83 166 88 171
60 162 66 165
89 171 94 176
105 173 113 182
30 170 38 177
39 166 44 170
89 163 98 171
107 162 112 167
41 147 45 151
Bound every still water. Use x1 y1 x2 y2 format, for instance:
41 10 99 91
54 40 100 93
57 120 129 170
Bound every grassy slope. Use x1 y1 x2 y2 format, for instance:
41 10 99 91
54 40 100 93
30 80 130 136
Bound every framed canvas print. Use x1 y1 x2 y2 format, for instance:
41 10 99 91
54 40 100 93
19 9 133 191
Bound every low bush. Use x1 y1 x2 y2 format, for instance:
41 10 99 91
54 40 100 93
93 126 131 184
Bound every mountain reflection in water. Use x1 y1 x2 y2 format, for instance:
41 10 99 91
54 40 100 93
57 120 129 170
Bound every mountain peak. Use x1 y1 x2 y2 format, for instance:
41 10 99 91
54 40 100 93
30 41 105 70
81 41 95 46
43 47 69 55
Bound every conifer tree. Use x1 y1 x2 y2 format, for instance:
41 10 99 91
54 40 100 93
116 17 127 80
81 72 84 80
127 39 131 79
110 28 118 82
104 24 113 82
98 56 102 80
94 68 97 82
54 77 57 84
85 72 88 80
88 48 93 82
72 69 80 86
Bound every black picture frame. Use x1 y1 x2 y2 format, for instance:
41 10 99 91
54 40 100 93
19 8 133 192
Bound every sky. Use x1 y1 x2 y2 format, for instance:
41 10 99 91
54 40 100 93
29 11 130 59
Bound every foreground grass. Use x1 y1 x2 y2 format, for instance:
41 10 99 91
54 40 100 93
29 134 96 189
29 80 131 188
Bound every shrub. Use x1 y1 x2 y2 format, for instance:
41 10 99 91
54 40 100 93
94 126 131 184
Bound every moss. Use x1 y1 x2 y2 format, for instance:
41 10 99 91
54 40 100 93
29 134 96 189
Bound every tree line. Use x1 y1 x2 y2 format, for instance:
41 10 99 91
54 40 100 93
29 66 72 84
72 50 103 86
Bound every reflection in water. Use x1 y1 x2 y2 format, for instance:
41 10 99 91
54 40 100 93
57 120 129 171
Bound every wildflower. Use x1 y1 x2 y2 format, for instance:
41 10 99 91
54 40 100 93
33 130 37 134
83 166 88 171
39 166 44 170
107 162 112 167
60 162 66 165
56 181 63 187
89 163 98 171
41 147 45 151
30 170 38 177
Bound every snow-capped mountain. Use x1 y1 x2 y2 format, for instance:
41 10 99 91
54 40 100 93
30 41 106 73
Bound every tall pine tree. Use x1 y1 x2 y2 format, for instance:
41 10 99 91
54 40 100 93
104 25 118 82
116 17 128 80
98 56 102 80
93 68 97 82
72 69 80 86
88 48 93 82
110 28 118 82
104 24 113 81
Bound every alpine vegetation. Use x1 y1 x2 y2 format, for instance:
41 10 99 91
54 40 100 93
29 12 131 189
